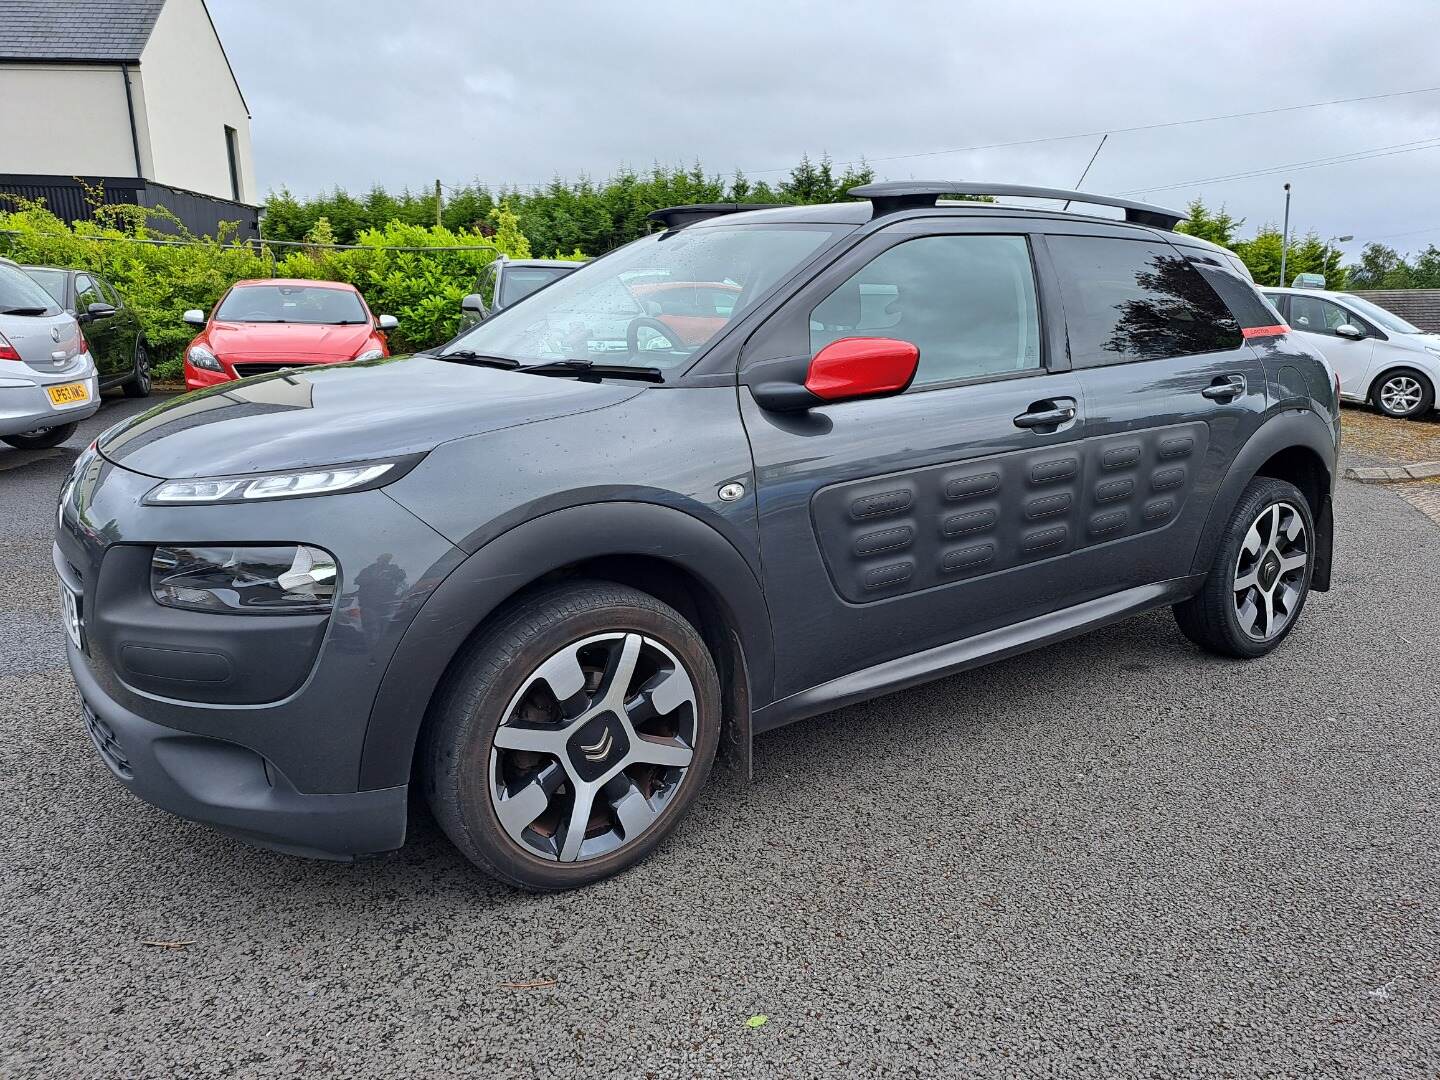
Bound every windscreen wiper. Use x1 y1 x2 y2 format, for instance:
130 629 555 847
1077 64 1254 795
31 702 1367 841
0 306 50 316
516 358 664 382
432 349 521 369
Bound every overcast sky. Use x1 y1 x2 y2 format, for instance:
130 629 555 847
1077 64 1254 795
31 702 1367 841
208 0 1440 260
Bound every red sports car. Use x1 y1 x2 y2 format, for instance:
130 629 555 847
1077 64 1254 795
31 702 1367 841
182 279 396 389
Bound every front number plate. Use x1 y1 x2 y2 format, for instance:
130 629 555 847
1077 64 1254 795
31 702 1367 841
60 582 83 650
47 382 90 406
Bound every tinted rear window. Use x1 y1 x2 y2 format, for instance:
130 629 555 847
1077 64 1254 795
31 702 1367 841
1047 236 1242 366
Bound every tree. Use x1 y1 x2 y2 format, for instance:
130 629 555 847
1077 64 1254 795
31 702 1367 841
1175 198 1243 248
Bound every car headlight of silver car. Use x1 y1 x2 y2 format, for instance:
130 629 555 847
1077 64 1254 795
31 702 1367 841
142 454 423 505
152 544 338 614
187 344 223 371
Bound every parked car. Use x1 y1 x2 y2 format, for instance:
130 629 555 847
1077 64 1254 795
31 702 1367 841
21 265 152 398
182 279 397 389
1261 285 1440 419
0 257 100 449
458 256 582 330
60 183 1339 891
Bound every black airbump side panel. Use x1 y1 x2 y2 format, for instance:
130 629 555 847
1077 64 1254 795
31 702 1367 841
810 421 1209 603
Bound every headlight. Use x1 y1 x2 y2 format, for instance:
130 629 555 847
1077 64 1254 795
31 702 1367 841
187 344 222 371
353 346 385 362
143 455 419 505
152 545 338 615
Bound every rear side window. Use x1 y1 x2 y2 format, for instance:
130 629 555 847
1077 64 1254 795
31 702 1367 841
810 234 1041 387
1048 235 1242 367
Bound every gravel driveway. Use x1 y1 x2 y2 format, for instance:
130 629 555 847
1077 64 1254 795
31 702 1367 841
2 396 1437 1078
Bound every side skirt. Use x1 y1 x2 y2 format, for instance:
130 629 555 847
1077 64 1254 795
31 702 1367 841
751 575 1204 734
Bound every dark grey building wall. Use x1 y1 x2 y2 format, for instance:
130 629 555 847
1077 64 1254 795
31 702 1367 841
0 173 258 240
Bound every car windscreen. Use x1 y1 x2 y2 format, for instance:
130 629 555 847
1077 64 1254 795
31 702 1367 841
215 284 369 324
498 267 573 308
448 223 848 371
21 267 68 307
1335 294 1422 335
0 263 62 315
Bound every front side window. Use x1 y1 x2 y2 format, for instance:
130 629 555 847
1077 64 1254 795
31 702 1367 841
810 234 1041 387
1288 295 1359 337
75 275 103 311
450 224 845 372
1334 294 1419 335
1048 235 1242 366
215 284 369 325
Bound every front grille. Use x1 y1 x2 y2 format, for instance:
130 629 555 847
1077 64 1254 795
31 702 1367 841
230 362 297 379
82 698 132 779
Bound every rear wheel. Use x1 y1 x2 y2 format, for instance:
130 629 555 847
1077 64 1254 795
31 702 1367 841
1371 368 1433 419
2 422 79 450
1173 476 1314 658
122 340 152 398
423 580 721 891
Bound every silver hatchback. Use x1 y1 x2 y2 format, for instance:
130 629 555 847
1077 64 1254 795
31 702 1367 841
0 257 100 449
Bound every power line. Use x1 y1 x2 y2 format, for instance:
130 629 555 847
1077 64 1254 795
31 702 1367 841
742 84 1440 176
1113 136 1440 196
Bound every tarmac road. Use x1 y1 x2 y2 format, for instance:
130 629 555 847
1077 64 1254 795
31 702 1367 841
1 395 1436 1078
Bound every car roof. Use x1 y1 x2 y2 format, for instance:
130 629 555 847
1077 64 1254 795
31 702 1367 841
684 199 1203 235
1260 286 1351 299
498 258 583 269
17 264 73 273
230 278 360 290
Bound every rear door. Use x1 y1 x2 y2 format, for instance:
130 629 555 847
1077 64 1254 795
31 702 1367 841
1044 229 1269 589
740 216 1090 700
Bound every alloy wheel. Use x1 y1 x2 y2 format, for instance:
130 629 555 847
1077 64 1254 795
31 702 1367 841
1233 501 1309 641
488 631 698 863
1379 375 1423 416
135 347 151 393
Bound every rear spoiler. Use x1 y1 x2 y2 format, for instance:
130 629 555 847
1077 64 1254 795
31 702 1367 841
646 203 784 231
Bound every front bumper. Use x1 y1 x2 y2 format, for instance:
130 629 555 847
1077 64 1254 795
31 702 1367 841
70 634 408 860
0 368 100 437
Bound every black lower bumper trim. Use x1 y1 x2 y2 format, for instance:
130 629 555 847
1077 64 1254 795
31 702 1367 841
69 640 407 861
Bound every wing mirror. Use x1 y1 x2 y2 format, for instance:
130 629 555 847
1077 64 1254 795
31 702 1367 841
376 314 398 332
82 301 116 321
1335 323 1364 340
460 293 488 315
748 337 919 412
183 308 207 327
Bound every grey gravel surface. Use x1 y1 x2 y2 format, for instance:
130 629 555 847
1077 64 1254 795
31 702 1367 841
1 396 1437 1078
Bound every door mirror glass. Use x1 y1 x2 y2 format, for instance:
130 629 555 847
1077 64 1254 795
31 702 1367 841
1335 323 1364 340
183 308 207 327
376 314 399 331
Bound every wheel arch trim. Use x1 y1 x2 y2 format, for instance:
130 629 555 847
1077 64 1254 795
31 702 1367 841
357 500 772 790
1189 408 1337 588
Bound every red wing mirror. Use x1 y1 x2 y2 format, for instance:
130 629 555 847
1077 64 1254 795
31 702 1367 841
805 337 919 402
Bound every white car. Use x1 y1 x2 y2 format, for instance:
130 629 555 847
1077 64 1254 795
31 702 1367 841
1261 285 1439 419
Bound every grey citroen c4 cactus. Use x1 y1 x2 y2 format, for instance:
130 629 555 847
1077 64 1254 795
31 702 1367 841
58 183 1339 890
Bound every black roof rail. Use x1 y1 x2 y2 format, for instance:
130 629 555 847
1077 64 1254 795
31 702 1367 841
646 203 784 230
848 182 1185 231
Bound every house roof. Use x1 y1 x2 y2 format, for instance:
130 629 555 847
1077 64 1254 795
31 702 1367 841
0 0 167 62
1349 290 1440 334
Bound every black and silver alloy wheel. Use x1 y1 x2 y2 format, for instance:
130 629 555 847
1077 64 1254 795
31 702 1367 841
424 580 720 891
1173 476 1316 659
489 631 698 863
123 342 152 398
1232 502 1308 641
1372 368 1433 419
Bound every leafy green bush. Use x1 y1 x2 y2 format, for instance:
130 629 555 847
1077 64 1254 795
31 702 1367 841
0 199 532 379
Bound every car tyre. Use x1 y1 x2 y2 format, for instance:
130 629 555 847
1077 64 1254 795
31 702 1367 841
1 422 79 450
122 340 153 398
1173 476 1315 659
1370 367 1433 419
422 579 721 891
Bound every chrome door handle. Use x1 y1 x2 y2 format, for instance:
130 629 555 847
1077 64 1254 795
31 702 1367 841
1202 375 1246 401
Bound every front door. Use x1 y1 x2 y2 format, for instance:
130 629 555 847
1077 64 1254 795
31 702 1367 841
74 274 123 381
740 220 1090 700
1285 292 1375 398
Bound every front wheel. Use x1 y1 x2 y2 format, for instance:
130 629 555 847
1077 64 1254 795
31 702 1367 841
2 422 79 450
122 340 152 398
1372 368 1433 419
422 580 721 891
1173 477 1315 658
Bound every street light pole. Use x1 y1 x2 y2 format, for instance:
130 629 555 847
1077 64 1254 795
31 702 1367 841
1322 233 1353 282
1279 183 1292 286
